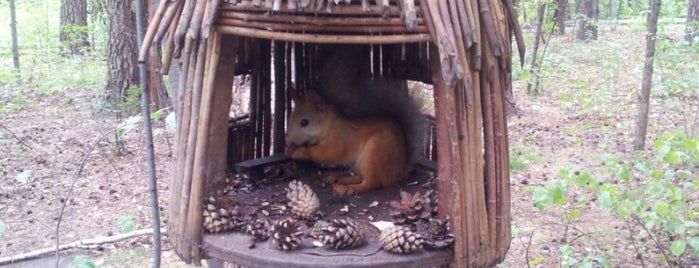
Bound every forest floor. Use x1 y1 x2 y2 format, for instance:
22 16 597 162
1 25 698 267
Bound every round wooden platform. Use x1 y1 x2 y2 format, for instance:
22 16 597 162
202 162 452 267
204 230 452 268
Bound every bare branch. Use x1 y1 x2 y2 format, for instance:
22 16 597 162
55 129 117 267
0 228 166 266
0 123 32 150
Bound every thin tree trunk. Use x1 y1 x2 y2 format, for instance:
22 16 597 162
686 0 699 44
106 0 139 109
60 0 90 55
527 3 546 95
10 0 20 75
576 0 599 40
634 0 661 151
554 0 568 35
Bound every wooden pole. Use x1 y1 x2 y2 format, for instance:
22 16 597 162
273 41 286 154
431 44 465 267
216 26 431 44
138 0 169 62
216 18 429 33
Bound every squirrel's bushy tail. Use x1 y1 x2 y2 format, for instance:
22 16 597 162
316 45 426 166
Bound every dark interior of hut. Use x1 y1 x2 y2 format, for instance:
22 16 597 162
225 42 438 172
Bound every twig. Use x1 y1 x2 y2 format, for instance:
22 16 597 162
0 228 166 266
634 216 676 267
626 218 647 268
519 227 537 268
0 123 32 150
55 128 118 268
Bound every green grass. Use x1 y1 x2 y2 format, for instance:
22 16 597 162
510 146 550 172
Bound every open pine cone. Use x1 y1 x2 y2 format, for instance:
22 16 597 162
202 195 244 233
245 217 271 242
271 218 305 251
379 226 424 254
314 218 364 250
420 217 455 250
286 180 320 220
388 190 432 226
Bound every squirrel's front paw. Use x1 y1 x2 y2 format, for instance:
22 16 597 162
332 183 356 196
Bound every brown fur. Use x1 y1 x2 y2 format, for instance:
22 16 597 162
286 91 410 195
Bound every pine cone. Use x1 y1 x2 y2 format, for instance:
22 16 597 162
286 180 320 220
245 217 271 242
271 218 305 251
389 190 432 226
202 195 243 233
379 226 424 254
315 218 364 250
421 217 455 250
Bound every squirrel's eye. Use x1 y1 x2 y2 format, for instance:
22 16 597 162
300 118 309 127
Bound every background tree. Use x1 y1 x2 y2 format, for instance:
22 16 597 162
59 0 90 55
106 0 139 110
527 3 548 95
10 0 20 75
634 0 661 151
687 0 699 44
554 0 568 34
576 0 599 40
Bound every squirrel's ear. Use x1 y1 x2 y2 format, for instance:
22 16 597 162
290 88 303 103
306 91 327 112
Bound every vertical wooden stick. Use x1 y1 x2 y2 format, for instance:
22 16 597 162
138 0 169 62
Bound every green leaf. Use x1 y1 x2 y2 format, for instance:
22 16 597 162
593 255 613 268
71 255 96 268
15 170 32 184
645 180 664 196
634 162 651 175
560 244 574 256
598 189 614 212
551 185 567 205
533 187 553 211
657 143 671 159
566 209 583 222
615 200 632 218
529 256 544 266
666 150 683 164
118 216 136 233
617 166 630 183
150 108 166 120
688 237 699 249
670 239 686 257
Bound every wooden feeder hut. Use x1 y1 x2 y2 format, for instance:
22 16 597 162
139 0 522 267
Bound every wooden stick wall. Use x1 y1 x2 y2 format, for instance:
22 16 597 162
420 0 521 266
138 0 521 266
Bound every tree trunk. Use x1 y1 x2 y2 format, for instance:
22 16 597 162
634 0 661 151
10 0 20 75
554 0 568 34
576 0 599 40
527 3 546 95
60 0 89 55
106 0 139 108
687 0 699 44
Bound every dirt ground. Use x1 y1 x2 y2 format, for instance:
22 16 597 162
1 31 698 268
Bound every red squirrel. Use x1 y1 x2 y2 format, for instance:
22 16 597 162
285 46 424 195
